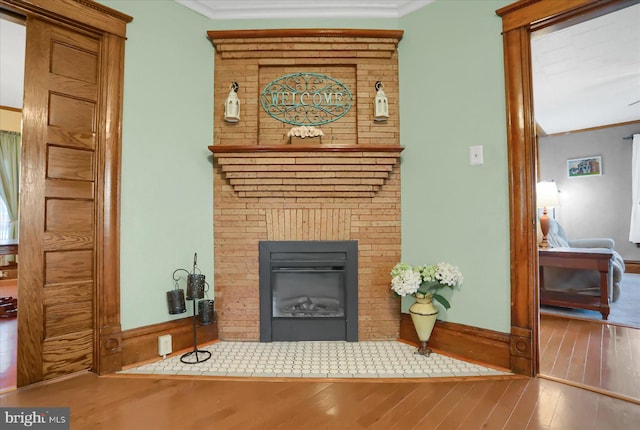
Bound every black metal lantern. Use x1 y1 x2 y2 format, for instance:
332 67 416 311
198 299 215 325
166 288 186 314
186 273 206 300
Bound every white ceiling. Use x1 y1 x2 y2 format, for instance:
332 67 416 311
0 16 25 110
531 3 640 135
1 1 638 135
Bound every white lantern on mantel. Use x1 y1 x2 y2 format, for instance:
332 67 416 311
224 82 240 123
373 81 389 122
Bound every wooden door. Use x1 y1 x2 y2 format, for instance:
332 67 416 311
2 0 130 386
18 17 101 384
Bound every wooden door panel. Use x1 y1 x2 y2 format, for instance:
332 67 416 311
47 146 94 180
45 250 93 284
43 281 93 304
43 281 93 340
51 43 98 83
46 200 93 231
48 28 100 56
45 179 94 200
47 126 95 149
48 94 96 131
44 301 93 338
42 331 93 380
43 232 93 251
48 75 97 101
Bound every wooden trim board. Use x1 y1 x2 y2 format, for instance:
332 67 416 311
399 313 511 371
121 317 218 367
624 261 640 274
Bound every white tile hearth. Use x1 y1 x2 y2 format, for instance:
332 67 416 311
121 341 509 379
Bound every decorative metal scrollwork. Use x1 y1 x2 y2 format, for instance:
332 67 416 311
260 72 353 126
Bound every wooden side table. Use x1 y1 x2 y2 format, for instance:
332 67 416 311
538 248 613 320
0 239 18 256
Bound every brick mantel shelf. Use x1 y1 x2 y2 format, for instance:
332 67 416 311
209 144 404 198
208 144 404 153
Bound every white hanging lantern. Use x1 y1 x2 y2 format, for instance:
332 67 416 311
224 82 240 123
373 81 389 122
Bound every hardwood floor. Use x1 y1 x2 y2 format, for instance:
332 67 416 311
0 279 17 393
539 314 640 402
2 289 638 428
1 372 639 429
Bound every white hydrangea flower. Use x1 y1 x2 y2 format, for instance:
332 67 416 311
389 263 421 296
390 261 463 308
434 262 464 287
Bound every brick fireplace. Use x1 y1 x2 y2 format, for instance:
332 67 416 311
208 29 404 341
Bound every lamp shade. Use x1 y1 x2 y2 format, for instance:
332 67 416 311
536 181 559 208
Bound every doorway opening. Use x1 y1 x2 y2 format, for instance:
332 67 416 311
0 10 24 394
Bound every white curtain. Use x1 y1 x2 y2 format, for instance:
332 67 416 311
0 130 21 240
630 134 640 243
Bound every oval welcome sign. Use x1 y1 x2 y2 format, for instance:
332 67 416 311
260 73 353 126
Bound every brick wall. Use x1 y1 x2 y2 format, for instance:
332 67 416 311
208 30 404 340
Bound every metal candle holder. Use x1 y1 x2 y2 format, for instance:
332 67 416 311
198 298 215 325
172 253 212 364
166 287 186 315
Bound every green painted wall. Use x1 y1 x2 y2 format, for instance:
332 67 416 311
398 1 511 330
101 0 512 332
100 0 215 330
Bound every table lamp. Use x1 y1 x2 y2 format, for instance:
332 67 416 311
536 181 559 248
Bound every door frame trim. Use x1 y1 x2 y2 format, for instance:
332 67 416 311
496 0 630 376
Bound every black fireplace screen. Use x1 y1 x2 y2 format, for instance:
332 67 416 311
259 240 358 342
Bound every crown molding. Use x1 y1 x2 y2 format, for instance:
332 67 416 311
175 0 434 20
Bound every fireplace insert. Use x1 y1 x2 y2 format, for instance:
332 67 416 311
259 240 358 341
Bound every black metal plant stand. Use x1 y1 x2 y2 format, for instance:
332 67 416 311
173 253 211 364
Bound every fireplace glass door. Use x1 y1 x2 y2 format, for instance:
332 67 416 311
259 240 358 342
272 266 345 318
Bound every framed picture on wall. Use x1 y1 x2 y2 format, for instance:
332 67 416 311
567 156 602 178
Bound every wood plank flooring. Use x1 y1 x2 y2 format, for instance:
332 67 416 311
0 279 17 393
539 314 640 402
2 283 639 428
1 372 639 429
